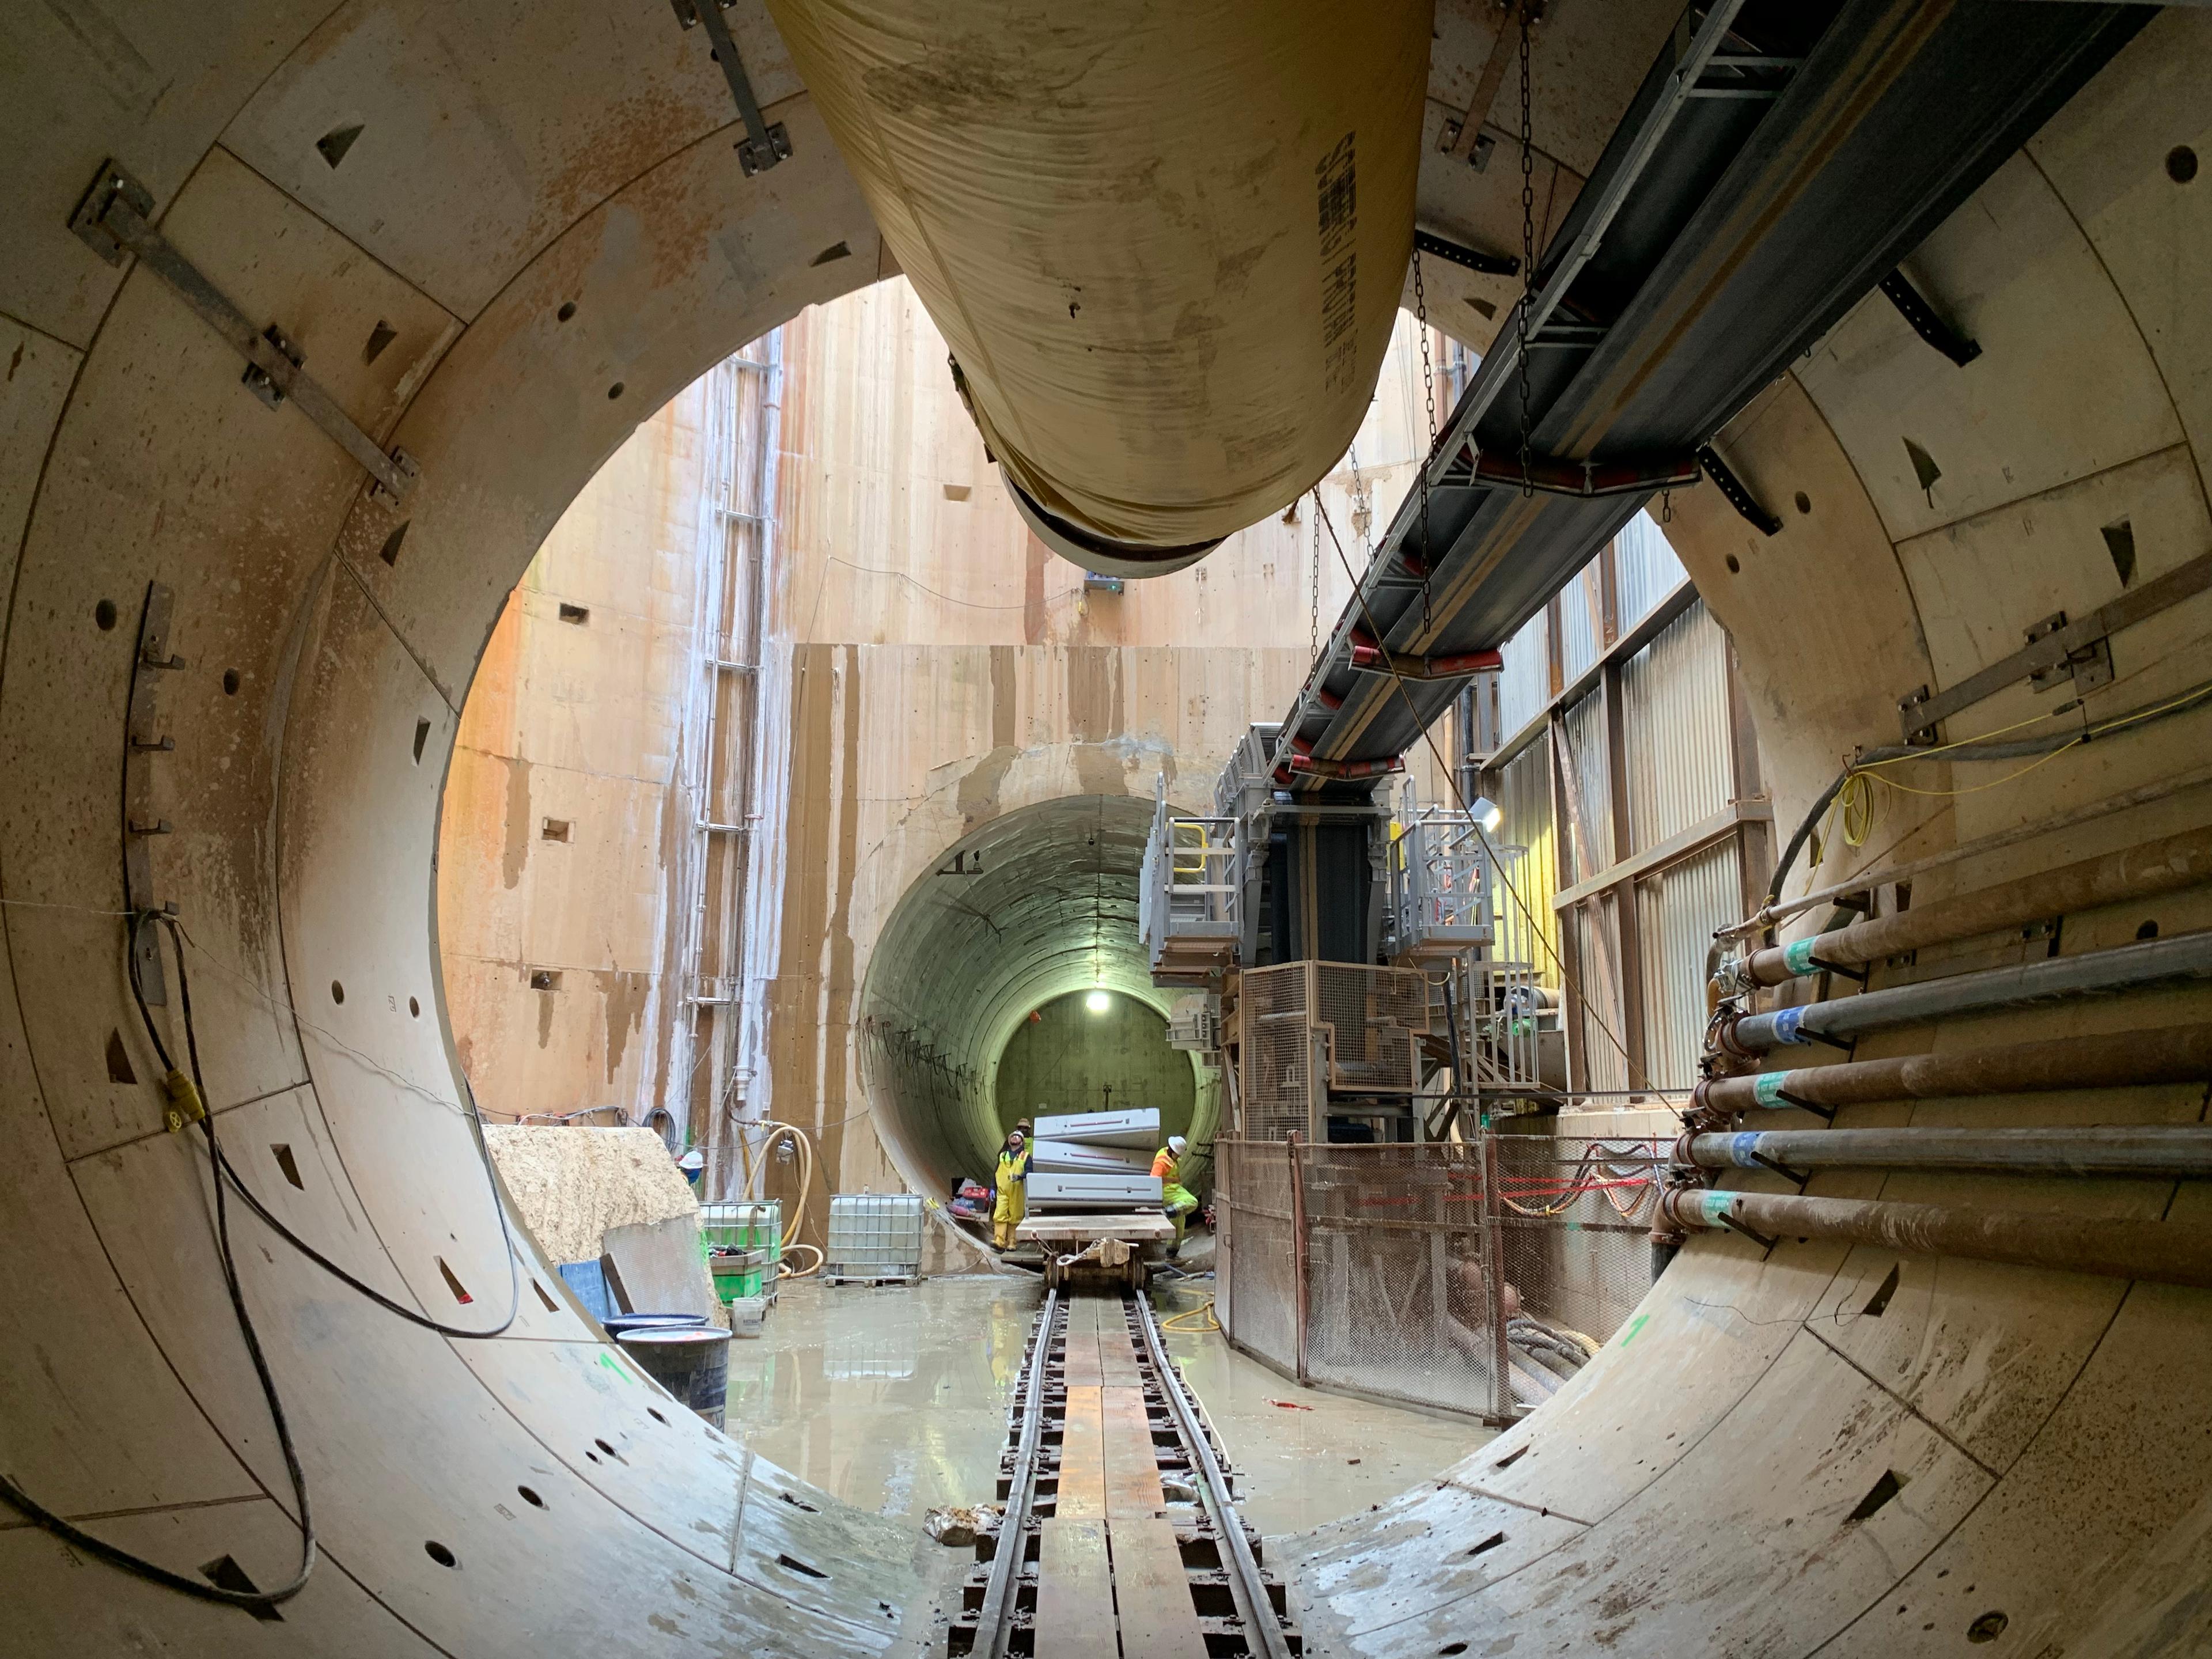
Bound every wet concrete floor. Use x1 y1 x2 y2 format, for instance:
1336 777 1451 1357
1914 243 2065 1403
726 1269 1494 1544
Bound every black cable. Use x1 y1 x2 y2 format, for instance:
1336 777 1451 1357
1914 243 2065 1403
1763 673 2212 930
161 920 522 1339
0 914 316 1612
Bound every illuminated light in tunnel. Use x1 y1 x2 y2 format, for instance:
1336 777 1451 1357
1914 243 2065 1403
1085 989 1112 1014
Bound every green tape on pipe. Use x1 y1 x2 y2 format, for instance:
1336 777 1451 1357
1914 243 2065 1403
1753 1071 1792 1108
1783 937 1820 975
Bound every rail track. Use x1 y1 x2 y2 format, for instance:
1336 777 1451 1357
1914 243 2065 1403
948 1288 1298 1659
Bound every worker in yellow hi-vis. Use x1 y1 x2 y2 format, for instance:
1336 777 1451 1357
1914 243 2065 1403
1152 1134 1198 1255
992 1130 1030 1251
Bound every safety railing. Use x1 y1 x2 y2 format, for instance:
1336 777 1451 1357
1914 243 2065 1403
1387 781 1497 960
1141 774 1243 982
1215 1132 1664 1421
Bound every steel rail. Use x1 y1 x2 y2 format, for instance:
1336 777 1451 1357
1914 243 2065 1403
978 1288 1059 1659
1131 1291 1294 1659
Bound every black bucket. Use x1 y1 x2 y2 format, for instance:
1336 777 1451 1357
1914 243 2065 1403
602 1313 706 1338
615 1325 731 1430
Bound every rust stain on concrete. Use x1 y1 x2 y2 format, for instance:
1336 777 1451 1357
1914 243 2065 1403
597 968 652 1085
501 755 533 890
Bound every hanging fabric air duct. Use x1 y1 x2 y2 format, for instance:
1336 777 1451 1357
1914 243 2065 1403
764 1 1428 576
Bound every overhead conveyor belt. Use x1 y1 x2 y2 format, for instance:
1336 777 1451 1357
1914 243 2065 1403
1275 0 2149 800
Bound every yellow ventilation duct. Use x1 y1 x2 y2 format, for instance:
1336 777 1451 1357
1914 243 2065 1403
766 0 1427 575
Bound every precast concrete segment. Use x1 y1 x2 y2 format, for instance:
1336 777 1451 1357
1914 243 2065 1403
1743 823 2212 985
1727 928 2212 1052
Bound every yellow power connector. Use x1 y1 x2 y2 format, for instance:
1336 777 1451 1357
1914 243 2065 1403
164 1069 206 1134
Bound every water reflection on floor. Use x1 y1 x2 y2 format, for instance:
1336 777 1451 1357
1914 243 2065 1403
726 1270 1493 1546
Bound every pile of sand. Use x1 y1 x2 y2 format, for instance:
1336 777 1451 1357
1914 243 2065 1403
486 1125 698 1265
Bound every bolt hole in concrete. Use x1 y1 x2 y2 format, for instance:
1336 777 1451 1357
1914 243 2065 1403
607 382 624 400
94 599 116 631
532 1281 558 1312
776 1554 828 1580
380 520 408 566
1439 1645 1469 1656
408 995 420 1017
647 1407 668 1425
330 979 344 1004
412 717 430 764
557 301 578 322
517 1486 546 1509
1794 490 1812 514
271 1143 304 1190
557 603 589 624
2169 145 2198 184
1726 554 1741 574
363 320 396 364
1969 1611 2010 1642
316 123 363 168
436 1257 473 1305
530 969 560 991
423 1541 457 1569
202 1554 283 1622
222 668 240 695
104 1029 135 1084
1467 1531 1506 1558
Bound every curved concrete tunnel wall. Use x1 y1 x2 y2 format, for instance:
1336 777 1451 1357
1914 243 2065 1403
858 794 1211 1198
1 3 2210 1657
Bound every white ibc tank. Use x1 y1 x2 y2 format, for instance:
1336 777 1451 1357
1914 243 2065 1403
765 1 1428 574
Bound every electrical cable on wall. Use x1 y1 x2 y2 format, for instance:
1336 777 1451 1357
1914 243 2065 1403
0 914 318 1612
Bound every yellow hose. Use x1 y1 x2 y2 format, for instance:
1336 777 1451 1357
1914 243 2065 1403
1159 1297 1219 1334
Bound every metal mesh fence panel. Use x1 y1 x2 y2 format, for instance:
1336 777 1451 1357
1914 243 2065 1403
1492 1132 1665 1350
1216 1139 1299 1377
1213 1132 1664 1420
1297 1143 1504 1418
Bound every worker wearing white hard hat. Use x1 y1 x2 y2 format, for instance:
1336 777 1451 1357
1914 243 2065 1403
1150 1135 1198 1253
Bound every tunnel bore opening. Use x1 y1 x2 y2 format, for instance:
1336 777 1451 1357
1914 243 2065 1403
857 794 1220 1204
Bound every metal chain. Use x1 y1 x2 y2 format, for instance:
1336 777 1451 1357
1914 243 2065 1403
1516 2 1536 498
1309 488 1321 661
1412 250 1437 630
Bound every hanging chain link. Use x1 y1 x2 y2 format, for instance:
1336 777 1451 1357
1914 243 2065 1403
1516 1 1536 498
1309 488 1322 662
1412 250 1437 631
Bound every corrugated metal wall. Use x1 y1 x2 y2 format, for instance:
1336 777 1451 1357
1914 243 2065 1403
1495 743 1559 988
1497 607 1550 742
1555 558 1604 685
1622 601 1732 850
1635 838 1741 1091
1562 691 1613 872
1615 509 1687 630
1574 895 1630 1093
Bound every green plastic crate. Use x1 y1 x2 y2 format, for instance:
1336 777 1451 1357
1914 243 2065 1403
700 1202 782 1303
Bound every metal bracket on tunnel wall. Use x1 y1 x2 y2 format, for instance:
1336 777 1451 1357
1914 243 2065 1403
670 0 792 176
67 160 421 507
123 582 183 1006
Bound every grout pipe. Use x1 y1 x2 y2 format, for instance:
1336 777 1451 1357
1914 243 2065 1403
1726 929 2212 1054
1681 1125 2212 1178
1657 1187 2212 1290
1699 1023 2212 1114
1743 825 2212 987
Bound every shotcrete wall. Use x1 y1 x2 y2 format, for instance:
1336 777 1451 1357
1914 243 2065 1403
0 4 2207 1657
